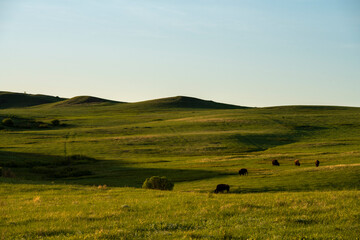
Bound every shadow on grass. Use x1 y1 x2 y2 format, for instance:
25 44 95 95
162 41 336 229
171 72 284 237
0 150 221 188
0 115 74 131
230 132 300 153
3 150 358 191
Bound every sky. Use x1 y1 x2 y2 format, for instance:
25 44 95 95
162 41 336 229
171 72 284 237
0 0 359 107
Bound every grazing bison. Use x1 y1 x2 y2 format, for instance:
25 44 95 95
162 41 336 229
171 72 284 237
315 160 320 167
214 184 230 193
238 168 248 176
294 160 300 166
272 159 280 166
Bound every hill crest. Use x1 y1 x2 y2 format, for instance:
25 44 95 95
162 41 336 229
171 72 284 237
0 91 65 109
131 96 247 109
53 96 120 106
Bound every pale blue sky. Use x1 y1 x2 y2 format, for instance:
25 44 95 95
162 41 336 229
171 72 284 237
1 0 359 107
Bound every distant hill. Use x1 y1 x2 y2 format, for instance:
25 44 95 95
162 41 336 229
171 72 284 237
0 91 65 109
0 92 245 110
130 96 247 109
263 105 354 111
53 96 121 107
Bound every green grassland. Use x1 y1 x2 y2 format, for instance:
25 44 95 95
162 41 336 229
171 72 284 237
1 182 359 239
1 95 360 239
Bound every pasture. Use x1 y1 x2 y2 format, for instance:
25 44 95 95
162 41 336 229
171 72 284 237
1 97 360 239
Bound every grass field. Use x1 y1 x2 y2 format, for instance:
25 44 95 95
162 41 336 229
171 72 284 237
1 181 359 239
1 95 360 239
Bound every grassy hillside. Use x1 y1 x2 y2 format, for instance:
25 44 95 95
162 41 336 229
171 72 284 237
129 96 246 109
1 99 359 239
0 91 244 110
0 91 65 109
53 96 121 107
1 103 359 188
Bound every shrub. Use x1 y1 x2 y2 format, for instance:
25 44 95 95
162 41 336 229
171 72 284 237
142 176 174 190
32 166 52 174
25 160 49 168
3 161 19 168
51 119 60 126
38 123 49 128
52 167 93 178
1 168 16 178
67 155 96 161
2 118 14 127
54 155 97 166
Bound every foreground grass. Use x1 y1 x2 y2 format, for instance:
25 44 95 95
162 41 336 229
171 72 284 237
1 181 359 239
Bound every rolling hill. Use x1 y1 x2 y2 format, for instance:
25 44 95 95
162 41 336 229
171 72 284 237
0 91 246 110
0 91 65 109
53 95 121 107
128 96 247 109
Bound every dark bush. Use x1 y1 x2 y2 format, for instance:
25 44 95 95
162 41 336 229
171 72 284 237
52 167 93 178
25 160 50 168
54 158 71 166
1 168 16 178
2 118 14 127
38 123 49 128
54 155 97 166
51 119 60 126
142 176 174 190
2 161 19 168
67 155 96 161
32 166 52 174
32 165 93 178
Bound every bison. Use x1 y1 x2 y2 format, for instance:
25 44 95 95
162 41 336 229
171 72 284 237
294 160 300 166
315 160 320 167
238 168 248 176
214 184 230 193
272 159 280 166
